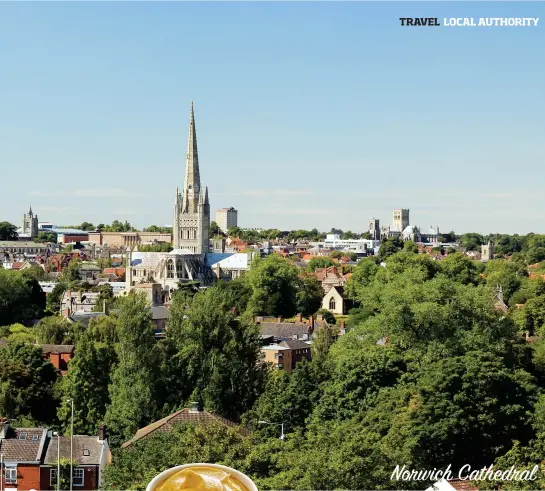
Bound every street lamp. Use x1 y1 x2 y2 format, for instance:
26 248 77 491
52 432 60 491
258 420 285 440
66 399 74 491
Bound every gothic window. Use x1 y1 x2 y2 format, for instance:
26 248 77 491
167 260 174 279
329 297 336 310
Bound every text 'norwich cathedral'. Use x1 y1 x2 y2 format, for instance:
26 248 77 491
173 102 211 254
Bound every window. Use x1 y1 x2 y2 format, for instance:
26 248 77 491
277 364 284 369
32 434 40 441
82 449 90 457
329 298 336 310
50 469 57 486
73 469 84 486
5 466 17 484
18 432 27 440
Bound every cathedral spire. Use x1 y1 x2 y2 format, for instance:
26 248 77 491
204 186 209 205
28 204 33 216
182 101 200 213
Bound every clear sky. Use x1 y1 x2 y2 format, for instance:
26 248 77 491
1 1 544 235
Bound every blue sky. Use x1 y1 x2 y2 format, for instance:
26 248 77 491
1 1 544 234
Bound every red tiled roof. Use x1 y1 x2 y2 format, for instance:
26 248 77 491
103 267 125 276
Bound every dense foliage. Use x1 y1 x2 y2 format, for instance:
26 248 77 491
4 235 545 489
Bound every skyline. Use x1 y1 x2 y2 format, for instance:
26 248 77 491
1 2 544 235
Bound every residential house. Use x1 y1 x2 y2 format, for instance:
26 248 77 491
79 263 101 282
61 291 100 316
43 427 111 490
0 419 50 491
151 305 169 338
315 266 347 293
102 267 125 281
322 286 352 315
40 344 75 375
121 403 250 449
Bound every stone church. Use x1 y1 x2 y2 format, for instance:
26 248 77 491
173 102 210 254
20 206 39 240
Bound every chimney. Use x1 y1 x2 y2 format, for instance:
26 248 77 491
98 425 107 442
309 315 315 330
296 313 303 323
103 300 109 315
189 401 203 413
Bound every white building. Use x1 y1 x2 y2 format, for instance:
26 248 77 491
216 207 238 233
322 234 380 253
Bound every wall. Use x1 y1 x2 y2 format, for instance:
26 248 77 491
1 464 42 491
40 466 98 491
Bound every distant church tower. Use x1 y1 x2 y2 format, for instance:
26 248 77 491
23 205 38 239
173 102 210 253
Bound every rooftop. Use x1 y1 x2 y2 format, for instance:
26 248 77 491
121 407 250 448
44 435 106 465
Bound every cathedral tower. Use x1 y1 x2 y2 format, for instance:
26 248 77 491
173 102 210 253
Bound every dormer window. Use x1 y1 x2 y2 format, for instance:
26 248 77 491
32 434 39 441
18 432 27 440
82 449 90 457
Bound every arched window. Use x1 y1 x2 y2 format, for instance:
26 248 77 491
167 260 174 278
329 297 336 310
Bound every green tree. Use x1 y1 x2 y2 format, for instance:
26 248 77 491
378 237 403 261
0 221 18 241
46 282 67 314
79 222 95 231
168 286 267 421
102 423 250 490
58 331 115 434
210 221 224 237
35 231 57 243
307 256 335 271
439 251 480 285
35 316 80 344
296 274 324 317
246 255 300 317
459 232 484 251
104 293 161 446
92 284 117 312
403 240 419 253
0 269 46 326
0 343 59 423
60 258 82 283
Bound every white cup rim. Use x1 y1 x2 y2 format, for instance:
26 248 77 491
145 463 258 491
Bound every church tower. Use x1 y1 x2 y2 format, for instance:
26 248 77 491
173 102 210 253
23 205 38 239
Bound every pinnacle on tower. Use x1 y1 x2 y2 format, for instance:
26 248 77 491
28 204 33 216
204 186 209 204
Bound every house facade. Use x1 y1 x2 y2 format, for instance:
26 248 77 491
0 420 50 491
43 428 111 490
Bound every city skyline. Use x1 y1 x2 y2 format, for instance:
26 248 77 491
1 1 544 234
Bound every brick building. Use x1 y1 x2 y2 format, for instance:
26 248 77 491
0 420 50 491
